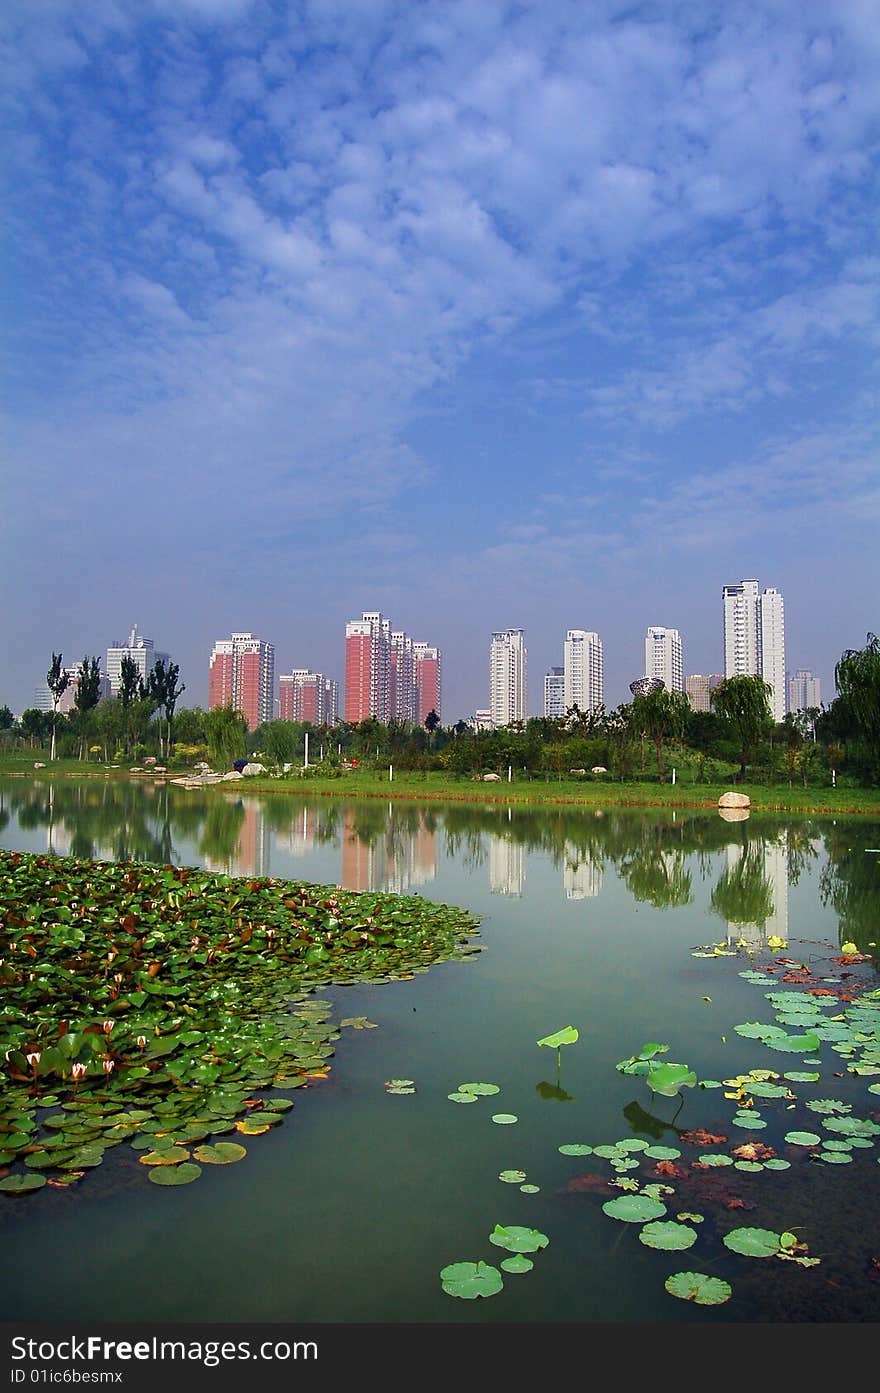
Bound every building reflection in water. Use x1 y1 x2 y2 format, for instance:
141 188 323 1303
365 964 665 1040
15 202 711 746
204 798 269 878
720 835 789 947
341 809 437 894
562 840 603 900
487 834 524 897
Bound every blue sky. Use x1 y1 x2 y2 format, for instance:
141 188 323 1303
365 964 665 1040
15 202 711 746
2 0 878 721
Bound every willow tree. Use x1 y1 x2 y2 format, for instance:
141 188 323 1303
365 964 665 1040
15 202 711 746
46 653 71 762
710 675 773 782
629 687 690 783
835 632 880 780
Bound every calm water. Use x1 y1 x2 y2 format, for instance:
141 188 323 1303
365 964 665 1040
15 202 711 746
1 777 879 1324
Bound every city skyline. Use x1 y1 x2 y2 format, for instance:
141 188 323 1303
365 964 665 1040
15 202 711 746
4 5 877 720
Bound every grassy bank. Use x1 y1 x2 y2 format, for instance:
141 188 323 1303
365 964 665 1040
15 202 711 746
3 752 880 815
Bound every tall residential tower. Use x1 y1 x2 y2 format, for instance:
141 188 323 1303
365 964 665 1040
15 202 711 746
722 580 786 722
208 632 274 730
490 629 527 726
644 626 683 692
563 629 604 713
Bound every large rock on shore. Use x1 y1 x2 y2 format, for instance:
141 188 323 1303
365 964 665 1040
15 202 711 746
719 790 751 808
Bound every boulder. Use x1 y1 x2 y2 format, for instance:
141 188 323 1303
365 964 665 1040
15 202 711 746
569 768 587 775
591 766 608 774
221 770 244 781
482 772 502 781
33 761 45 769
719 790 751 808
241 762 266 776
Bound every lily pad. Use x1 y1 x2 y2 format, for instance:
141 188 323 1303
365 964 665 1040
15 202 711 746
458 1083 500 1096
489 1224 549 1253
439 1261 503 1299
639 1221 698 1251
139 1147 190 1166
0 1173 47 1194
500 1255 534 1274
664 1272 731 1305
644 1146 682 1161
723 1227 782 1258
818 1150 852 1164
785 1131 821 1146
601 1194 667 1224
785 1072 820 1083
447 1092 478 1103
698 1153 733 1167
646 1063 697 1097
537 1026 578 1049
147 1162 202 1186
192 1143 247 1165
558 1144 593 1156
499 1170 527 1184
519 1184 540 1194
491 1114 518 1125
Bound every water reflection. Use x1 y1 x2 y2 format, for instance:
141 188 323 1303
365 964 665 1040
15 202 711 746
1 779 876 955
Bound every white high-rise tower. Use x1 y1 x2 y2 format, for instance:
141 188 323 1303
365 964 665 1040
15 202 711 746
722 580 786 722
644 626 683 692
490 629 527 725
563 630 604 713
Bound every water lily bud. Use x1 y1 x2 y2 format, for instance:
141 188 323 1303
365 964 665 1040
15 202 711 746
26 1051 41 1067
103 1019 114 1035
102 1059 115 1074
71 1063 86 1080
136 1036 147 1049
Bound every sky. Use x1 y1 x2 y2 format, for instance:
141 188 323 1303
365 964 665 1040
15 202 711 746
2 0 879 722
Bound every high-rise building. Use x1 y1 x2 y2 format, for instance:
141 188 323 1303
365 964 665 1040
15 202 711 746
563 630 603 713
345 612 391 723
208 632 274 730
644 626 683 692
788 669 821 714
685 673 724 713
106 625 170 696
278 670 338 726
413 643 442 725
544 667 565 719
34 663 110 715
390 631 416 723
490 629 527 725
722 580 786 722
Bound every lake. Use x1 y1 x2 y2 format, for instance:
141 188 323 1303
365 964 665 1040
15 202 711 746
1 776 879 1324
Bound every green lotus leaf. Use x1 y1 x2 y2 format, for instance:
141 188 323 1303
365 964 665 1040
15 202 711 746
785 1072 820 1083
439 1261 504 1299
698 1080 723 1089
644 1146 682 1161
192 1143 247 1164
339 1017 378 1029
639 1221 698 1251
447 1092 478 1103
488 1224 549 1253
823 1116 880 1136
646 1063 697 1096
500 1255 534 1273
665 1272 732 1305
558 1144 593 1156
139 1147 190 1166
616 1138 650 1153
0 1173 47 1194
763 1158 791 1170
735 1023 788 1040
593 1145 623 1159
698 1153 733 1166
677 1212 704 1223
823 1140 853 1151
734 1160 764 1172
499 1170 527 1183
818 1150 852 1164
805 1099 851 1115
732 1115 766 1129
785 1131 821 1146
148 1162 202 1185
744 1082 791 1098
611 1158 640 1172
601 1194 667 1223
458 1083 500 1096
765 1032 821 1054
537 1026 578 1049
519 1184 540 1194
723 1227 782 1258
491 1114 518 1125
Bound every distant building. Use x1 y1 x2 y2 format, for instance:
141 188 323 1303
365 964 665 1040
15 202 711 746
490 629 527 725
685 673 724 713
106 625 170 697
788 669 821 714
208 632 275 730
644 626 683 692
390 631 416 723
34 663 110 715
414 643 442 725
723 579 786 722
278 670 338 726
563 629 603 713
543 667 565 719
345 612 391 723
471 708 495 732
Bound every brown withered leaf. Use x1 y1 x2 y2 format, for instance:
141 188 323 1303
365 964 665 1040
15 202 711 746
732 1142 776 1162
654 1161 687 1178
680 1128 728 1146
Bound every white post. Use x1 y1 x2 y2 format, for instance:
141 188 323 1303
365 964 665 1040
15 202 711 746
671 767 676 784
508 765 512 782
304 732 309 768
389 764 393 782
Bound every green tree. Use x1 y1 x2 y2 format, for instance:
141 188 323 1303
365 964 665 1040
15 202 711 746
835 632 880 781
204 704 248 765
629 687 690 783
20 708 51 749
46 653 71 761
0 705 13 731
148 659 186 761
710 675 773 782
118 655 141 708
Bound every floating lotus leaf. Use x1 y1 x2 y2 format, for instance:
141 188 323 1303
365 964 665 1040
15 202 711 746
537 1026 578 1049
639 1221 698 1251
763 1158 792 1170
558 1144 593 1156
139 1147 190 1166
593 1145 623 1159
499 1170 527 1183
235 1119 271 1135
785 1072 820 1083
339 1017 378 1029
765 1032 821 1054
193 1143 247 1164
734 1160 764 1172
642 1183 676 1199
491 1114 518 1125
785 1131 821 1145
646 1063 696 1096
723 1227 782 1258
698 1153 733 1167
147 1162 202 1186
823 1140 852 1152
848 1138 874 1149
385 1085 416 1095
735 1023 788 1040
489 1224 549 1253
818 1150 852 1164
698 1080 723 1089
677 1212 704 1223
806 1099 851 1116
500 1255 534 1274
519 1184 540 1194
611 1158 640 1172
664 1272 731 1305
744 1082 791 1098
732 1115 766 1129
0 1173 47 1194
60 1147 104 1169
616 1138 650 1153
868 1084 880 1096
447 1092 478 1104
458 1083 500 1096
261 1098 295 1112
823 1116 880 1136
644 1146 682 1161
601 1194 666 1223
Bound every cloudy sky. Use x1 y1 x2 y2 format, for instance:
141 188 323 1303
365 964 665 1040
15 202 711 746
3 0 878 721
